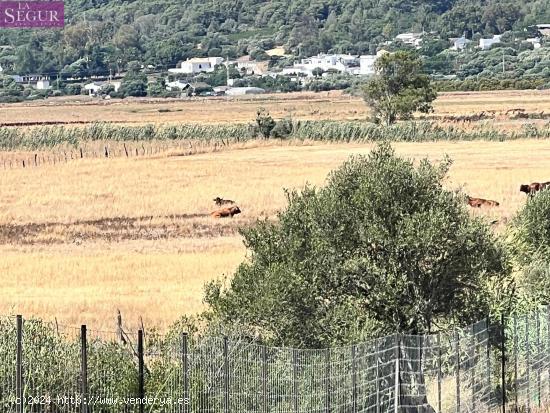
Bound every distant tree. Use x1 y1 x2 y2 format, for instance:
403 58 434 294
147 77 167 97
119 63 147 97
204 143 511 347
0 75 23 96
255 107 276 138
362 51 437 125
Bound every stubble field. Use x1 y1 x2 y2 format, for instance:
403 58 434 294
1 90 549 331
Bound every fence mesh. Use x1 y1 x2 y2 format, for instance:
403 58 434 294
2 307 550 412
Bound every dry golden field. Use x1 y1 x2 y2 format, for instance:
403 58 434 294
1 89 550 125
2 138 550 331
1 89 550 331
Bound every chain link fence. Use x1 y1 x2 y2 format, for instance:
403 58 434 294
1 307 550 412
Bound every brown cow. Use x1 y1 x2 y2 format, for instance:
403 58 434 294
213 197 235 206
467 196 500 208
520 182 550 196
211 206 241 218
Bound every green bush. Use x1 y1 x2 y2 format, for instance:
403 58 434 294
204 143 511 346
510 189 550 266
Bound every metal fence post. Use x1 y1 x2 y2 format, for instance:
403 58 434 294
455 330 461 413
526 315 531 413
470 324 476 412
138 330 145 413
547 307 550 400
223 337 230 413
80 325 88 413
501 314 506 413
437 333 442 413
292 349 299 413
486 317 492 409
394 335 400 413
325 348 331 413
376 339 381 413
536 310 541 408
262 345 268 413
16 315 23 413
182 333 189 413
513 315 518 410
351 345 357 413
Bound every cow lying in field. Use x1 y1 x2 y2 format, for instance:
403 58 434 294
467 196 500 208
211 206 241 218
213 197 235 206
520 182 550 196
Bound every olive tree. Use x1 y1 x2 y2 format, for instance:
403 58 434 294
363 51 437 125
205 143 510 347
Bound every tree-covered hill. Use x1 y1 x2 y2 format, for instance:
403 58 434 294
1 0 549 76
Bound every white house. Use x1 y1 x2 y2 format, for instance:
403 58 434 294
168 57 224 74
359 55 377 75
282 54 361 77
166 80 190 90
84 82 103 96
225 87 265 96
234 56 270 75
536 24 550 37
479 35 502 50
450 36 472 50
395 33 423 47
525 38 542 49
36 80 50 90
83 81 120 96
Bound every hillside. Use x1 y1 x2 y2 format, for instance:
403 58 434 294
1 0 548 76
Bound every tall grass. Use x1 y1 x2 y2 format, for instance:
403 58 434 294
0 120 549 151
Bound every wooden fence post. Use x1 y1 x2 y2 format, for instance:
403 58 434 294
138 330 144 413
81 325 88 413
16 315 23 413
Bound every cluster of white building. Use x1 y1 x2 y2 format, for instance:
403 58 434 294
281 52 383 78
166 51 385 80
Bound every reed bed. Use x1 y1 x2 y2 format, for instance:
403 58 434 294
1 120 549 152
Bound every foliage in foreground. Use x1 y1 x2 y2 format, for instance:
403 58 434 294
508 189 550 306
204 143 511 347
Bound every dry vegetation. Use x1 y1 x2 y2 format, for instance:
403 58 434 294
1 139 550 330
1 90 549 331
2 89 550 126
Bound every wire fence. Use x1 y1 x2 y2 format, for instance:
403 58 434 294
1 306 550 412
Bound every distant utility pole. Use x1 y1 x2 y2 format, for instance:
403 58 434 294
502 51 505 74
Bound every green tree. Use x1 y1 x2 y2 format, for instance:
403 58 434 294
119 63 147 97
205 143 510 347
255 108 276 139
363 51 437 125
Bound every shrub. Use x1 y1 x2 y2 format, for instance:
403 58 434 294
255 107 276 139
204 143 511 346
271 117 293 138
510 189 550 266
